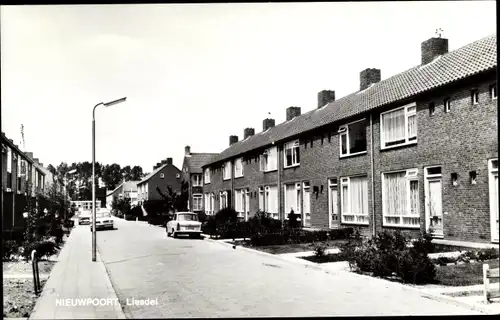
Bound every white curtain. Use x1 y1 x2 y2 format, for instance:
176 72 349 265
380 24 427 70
285 184 296 214
259 189 264 211
350 177 367 215
382 108 405 144
384 172 406 224
329 186 338 215
408 114 417 138
268 186 278 213
235 190 241 212
268 147 277 171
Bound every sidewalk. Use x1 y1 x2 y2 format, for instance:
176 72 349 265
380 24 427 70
29 226 126 319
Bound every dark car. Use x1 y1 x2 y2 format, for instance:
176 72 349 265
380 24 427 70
79 216 91 225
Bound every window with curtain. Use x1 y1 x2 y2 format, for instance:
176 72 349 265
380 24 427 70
268 186 278 218
204 168 211 184
193 194 203 211
340 176 369 224
235 158 243 177
284 183 297 215
284 140 300 167
381 103 417 148
260 147 277 171
223 161 232 180
258 187 265 211
382 169 420 227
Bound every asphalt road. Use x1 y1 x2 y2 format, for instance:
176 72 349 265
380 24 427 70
95 218 481 318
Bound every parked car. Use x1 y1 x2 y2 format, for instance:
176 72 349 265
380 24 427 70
166 212 202 239
90 216 114 231
79 216 91 225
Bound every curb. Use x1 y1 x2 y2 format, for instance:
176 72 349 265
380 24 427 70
201 235 497 314
96 249 127 319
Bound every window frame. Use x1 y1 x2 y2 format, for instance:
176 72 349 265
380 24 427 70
260 146 278 172
284 140 300 168
471 89 479 105
192 193 203 211
219 191 228 209
222 161 232 180
339 175 369 225
328 178 339 220
204 168 211 184
192 174 202 186
234 158 244 178
339 118 367 158
283 182 302 217
380 102 417 150
491 84 497 100
444 98 451 113
381 168 420 229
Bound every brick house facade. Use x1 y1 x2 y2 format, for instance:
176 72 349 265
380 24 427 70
181 146 218 213
137 158 182 204
201 34 498 243
2 132 47 232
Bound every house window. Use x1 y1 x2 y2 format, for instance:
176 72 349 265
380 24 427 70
223 161 232 180
235 158 244 177
204 168 211 184
260 146 278 172
284 183 301 216
204 193 215 215
284 140 300 168
451 173 458 186
490 84 497 100
160 173 165 179
471 89 479 105
444 98 451 113
257 185 278 218
17 156 22 191
219 191 228 209
328 178 339 221
429 102 435 116
192 194 203 211
380 103 417 149
470 171 477 185
340 176 369 225
382 169 420 228
6 146 12 189
339 119 367 157
192 174 202 186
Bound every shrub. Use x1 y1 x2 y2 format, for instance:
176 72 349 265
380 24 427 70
197 211 207 223
314 242 328 258
3 240 20 261
247 210 282 235
22 239 60 261
476 248 499 261
339 228 364 270
329 227 354 240
286 210 301 230
396 249 436 284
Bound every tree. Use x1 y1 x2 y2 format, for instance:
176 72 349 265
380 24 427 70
121 165 132 181
130 166 143 181
175 180 189 212
102 163 122 189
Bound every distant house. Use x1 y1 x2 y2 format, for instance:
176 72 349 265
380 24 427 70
181 146 218 214
137 158 182 205
2 132 46 232
106 180 140 208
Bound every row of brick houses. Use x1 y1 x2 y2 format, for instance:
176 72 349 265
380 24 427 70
196 34 498 244
1 132 53 232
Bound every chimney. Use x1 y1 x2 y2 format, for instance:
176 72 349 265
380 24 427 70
229 135 239 146
360 68 381 91
26 152 33 159
421 37 448 65
185 145 191 156
166 158 173 165
318 90 335 108
262 118 275 131
34 158 39 164
161 160 167 165
286 106 301 121
243 128 255 139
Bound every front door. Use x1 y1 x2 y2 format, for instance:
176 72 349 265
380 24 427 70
425 178 443 237
329 181 340 229
490 159 499 243
302 182 311 227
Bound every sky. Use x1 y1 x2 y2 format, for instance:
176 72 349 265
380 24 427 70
1 2 497 173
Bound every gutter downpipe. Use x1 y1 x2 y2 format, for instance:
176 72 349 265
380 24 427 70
370 113 376 236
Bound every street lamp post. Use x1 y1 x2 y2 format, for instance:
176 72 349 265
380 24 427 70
92 97 127 262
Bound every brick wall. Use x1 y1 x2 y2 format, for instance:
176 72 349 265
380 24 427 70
202 71 497 242
146 164 182 201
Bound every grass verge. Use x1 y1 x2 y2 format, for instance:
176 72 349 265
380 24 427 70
230 239 348 255
3 278 47 318
435 259 499 286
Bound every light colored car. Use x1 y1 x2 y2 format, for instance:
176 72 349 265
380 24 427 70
166 212 202 238
79 216 91 225
90 216 114 231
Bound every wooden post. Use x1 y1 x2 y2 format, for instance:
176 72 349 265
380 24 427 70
483 264 490 304
31 250 39 294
